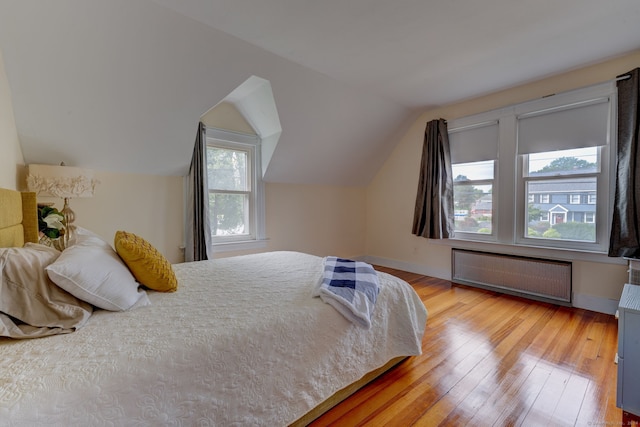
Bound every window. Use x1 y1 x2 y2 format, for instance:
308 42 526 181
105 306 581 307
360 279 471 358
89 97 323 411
206 128 265 249
448 82 614 253
449 121 498 240
452 161 494 235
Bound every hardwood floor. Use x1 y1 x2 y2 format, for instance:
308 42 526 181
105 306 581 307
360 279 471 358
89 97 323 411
310 267 622 427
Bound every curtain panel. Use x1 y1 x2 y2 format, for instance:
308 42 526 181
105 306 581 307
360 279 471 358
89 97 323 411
412 118 455 239
609 68 640 257
185 122 212 262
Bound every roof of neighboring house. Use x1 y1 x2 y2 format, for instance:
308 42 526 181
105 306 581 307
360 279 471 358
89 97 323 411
528 180 596 193
533 203 596 213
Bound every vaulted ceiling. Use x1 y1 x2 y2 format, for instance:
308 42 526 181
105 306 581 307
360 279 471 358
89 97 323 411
0 0 638 185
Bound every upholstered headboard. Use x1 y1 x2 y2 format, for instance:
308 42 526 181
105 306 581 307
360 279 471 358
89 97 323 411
0 188 39 247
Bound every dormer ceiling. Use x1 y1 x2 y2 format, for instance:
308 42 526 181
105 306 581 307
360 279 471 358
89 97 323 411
0 1 638 186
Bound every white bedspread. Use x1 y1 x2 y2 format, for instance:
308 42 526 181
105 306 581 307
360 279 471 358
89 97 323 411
0 251 426 426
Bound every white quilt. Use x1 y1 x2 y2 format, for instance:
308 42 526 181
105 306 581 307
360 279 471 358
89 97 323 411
0 251 426 426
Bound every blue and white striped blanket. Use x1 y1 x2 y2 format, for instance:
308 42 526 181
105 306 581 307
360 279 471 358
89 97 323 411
314 256 380 329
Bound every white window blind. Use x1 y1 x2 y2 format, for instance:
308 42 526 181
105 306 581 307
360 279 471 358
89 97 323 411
517 98 610 155
449 121 499 164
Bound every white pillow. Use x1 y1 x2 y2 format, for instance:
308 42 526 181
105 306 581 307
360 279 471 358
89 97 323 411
46 228 150 311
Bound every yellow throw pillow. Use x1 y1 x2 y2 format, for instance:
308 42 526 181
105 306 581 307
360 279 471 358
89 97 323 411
114 230 178 292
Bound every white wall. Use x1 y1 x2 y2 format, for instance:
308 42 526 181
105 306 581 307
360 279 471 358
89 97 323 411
59 170 185 264
215 182 367 260
34 175 366 265
0 49 24 189
200 102 367 261
366 49 640 314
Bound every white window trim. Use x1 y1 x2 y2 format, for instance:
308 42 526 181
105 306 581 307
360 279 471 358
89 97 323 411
446 81 616 258
206 128 267 253
570 194 581 204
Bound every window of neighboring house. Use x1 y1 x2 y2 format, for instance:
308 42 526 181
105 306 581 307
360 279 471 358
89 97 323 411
206 128 266 250
447 81 614 253
449 120 498 240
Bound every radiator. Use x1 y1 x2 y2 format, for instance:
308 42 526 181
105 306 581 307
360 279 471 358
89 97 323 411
451 248 572 304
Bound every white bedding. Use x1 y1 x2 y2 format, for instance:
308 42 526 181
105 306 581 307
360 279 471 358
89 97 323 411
0 251 426 426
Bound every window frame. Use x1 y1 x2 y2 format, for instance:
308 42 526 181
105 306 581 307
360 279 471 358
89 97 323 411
448 118 500 242
447 81 616 254
205 128 266 252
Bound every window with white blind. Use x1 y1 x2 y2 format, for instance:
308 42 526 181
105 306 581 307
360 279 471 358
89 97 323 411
448 81 615 253
449 121 498 240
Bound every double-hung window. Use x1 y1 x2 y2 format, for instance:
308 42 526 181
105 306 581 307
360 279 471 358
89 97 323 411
205 128 265 250
448 81 615 253
517 94 611 251
449 119 499 240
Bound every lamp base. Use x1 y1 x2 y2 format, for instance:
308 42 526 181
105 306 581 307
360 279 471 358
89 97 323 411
61 197 75 248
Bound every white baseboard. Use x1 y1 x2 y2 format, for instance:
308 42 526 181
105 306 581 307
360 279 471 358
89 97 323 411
361 255 618 316
572 293 618 315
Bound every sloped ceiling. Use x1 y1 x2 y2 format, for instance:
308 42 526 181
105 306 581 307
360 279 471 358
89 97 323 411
0 0 638 186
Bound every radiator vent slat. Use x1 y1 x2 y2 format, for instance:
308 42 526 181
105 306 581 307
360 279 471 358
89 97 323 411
452 249 571 304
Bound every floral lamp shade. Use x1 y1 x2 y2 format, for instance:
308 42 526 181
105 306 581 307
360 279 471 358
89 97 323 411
26 164 97 199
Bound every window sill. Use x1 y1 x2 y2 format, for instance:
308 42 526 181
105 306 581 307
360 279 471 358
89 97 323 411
430 236 626 266
211 238 268 254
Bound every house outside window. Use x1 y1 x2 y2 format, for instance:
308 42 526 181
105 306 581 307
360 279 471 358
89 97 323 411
447 81 614 253
206 128 266 250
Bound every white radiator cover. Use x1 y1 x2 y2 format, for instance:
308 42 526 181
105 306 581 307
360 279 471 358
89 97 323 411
451 248 572 304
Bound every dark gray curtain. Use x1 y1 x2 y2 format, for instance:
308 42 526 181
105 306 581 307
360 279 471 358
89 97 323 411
609 68 640 257
185 122 211 262
412 119 455 239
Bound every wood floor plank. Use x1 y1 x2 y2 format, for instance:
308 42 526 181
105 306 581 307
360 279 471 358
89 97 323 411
427 303 551 426
309 267 622 427
550 373 591 426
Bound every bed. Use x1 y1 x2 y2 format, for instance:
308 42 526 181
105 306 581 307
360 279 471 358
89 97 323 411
0 188 427 426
